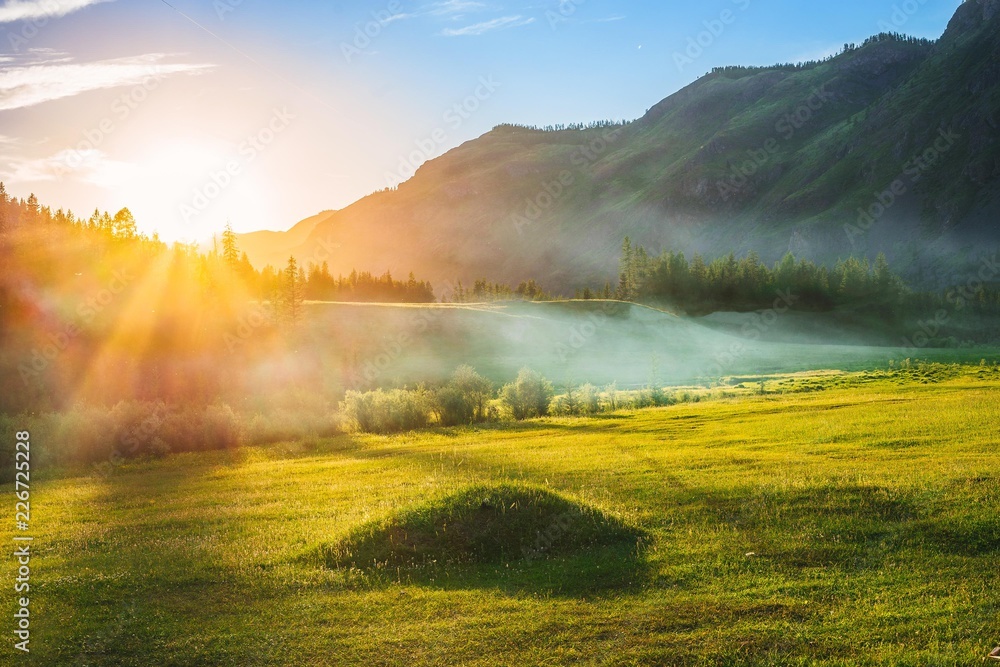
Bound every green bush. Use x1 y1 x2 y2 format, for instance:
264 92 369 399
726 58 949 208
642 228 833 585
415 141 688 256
47 406 115 464
0 401 317 478
341 388 430 434
627 386 672 410
577 384 601 414
200 405 243 450
549 395 573 416
110 400 170 457
434 385 475 426
432 366 495 426
243 409 339 445
449 365 494 422
500 368 554 420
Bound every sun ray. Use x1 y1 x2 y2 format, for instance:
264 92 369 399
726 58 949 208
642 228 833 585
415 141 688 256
61 249 176 408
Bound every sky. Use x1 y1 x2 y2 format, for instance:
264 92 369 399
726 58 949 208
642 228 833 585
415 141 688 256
0 0 963 243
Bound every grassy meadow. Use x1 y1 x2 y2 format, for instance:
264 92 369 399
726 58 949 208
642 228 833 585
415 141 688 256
4 365 999 665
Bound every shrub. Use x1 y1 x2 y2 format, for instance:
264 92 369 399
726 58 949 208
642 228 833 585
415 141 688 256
0 399 342 476
628 389 655 410
500 368 554 420
109 400 170 457
48 406 115 464
243 409 339 445
433 366 494 426
200 404 243 450
450 365 494 422
341 388 430 434
577 384 601 414
602 382 621 411
549 395 574 416
158 410 199 454
434 386 475 426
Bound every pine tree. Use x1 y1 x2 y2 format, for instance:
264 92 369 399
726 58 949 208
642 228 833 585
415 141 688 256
99 212 113 235
221 222 240 269
26 193 40 224
873 253 892 292
0 183 7 233
238 252 255 281
281 256 304 325
112 208 137 240
617 237 636 301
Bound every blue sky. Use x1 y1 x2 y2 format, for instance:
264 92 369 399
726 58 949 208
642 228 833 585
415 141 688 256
0 0 962 241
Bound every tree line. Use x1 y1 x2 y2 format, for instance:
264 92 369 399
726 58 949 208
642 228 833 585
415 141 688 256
492 120 629 133
841 32 933 53
447 279 551 303
712 33 933 80
301 264 435 304
612 238 909 313
610 238 1000 316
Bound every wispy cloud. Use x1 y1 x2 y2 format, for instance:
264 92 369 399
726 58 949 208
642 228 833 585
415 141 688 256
441 15 534 36
383 0 488 24
427 0 487 16
550 13 626 28
0 0 112 23
13 47 73 66
586 15 626 24
0 53 213 111
2 148 130 187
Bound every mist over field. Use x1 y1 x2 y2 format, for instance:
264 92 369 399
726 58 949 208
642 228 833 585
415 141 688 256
2 0 1000 665
303 299 976 390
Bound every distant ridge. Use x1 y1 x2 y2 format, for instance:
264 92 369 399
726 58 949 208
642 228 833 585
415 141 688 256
239 0 1000 291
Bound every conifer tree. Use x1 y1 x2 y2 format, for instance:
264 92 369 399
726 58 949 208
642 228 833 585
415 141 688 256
281 256 304 325
221 222 240 269
26 193 39 224
112 208 137 240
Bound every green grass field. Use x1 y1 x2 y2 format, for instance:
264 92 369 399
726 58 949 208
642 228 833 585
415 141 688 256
4 367 999 665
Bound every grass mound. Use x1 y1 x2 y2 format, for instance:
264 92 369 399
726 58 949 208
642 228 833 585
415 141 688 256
322 483 646 570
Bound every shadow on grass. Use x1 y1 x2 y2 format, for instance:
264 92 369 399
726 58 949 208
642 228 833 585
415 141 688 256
914 517 1000 556
702 482 1000 568
340 542 652 599
315 482 651 598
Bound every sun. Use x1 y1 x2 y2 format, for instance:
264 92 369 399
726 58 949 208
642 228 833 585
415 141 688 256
123 139 256 244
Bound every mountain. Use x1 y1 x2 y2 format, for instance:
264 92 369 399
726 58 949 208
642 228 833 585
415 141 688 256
239 0 1000 291
233 210 332 259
